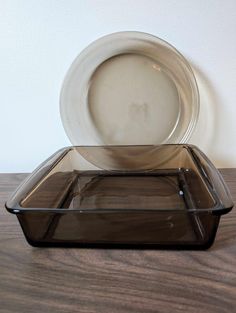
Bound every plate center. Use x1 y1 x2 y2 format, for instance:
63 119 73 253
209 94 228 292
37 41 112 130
88 53 181 144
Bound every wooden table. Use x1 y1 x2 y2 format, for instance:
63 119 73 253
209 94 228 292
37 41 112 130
0 171 235 313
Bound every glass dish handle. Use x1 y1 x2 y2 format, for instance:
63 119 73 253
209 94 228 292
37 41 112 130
189 145 234 214
5 147 71 213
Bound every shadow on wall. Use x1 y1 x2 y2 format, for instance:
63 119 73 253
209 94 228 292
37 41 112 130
189 62 230 168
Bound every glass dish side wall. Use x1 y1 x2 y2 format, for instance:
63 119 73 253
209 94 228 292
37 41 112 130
16 210 220 248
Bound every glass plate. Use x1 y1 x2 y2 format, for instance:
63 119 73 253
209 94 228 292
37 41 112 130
60 31 199 146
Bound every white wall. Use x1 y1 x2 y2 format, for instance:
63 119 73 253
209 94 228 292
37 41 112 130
0 0 236 172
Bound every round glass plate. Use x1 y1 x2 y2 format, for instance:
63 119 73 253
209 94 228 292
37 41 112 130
60 31 199 147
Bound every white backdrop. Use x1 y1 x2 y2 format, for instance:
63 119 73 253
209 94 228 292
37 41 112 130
0 0 236 172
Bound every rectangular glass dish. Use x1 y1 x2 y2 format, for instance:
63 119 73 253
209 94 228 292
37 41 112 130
6 145 233 249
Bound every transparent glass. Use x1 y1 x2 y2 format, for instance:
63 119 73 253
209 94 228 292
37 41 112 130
5 33 233 249
60 32 199 147
6 145 233 249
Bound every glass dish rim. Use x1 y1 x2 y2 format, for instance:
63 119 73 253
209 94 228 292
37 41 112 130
5 144 233 215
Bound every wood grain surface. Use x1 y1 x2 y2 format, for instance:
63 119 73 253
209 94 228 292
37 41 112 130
0 171 235 313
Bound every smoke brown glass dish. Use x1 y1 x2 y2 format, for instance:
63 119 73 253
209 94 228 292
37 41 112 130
60 32 200 149
6 145 233 249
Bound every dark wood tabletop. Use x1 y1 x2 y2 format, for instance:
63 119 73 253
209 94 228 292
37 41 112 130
0 171 235 313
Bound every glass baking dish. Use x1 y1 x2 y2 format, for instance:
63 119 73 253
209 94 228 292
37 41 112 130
5 144 233 249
